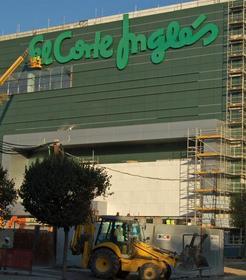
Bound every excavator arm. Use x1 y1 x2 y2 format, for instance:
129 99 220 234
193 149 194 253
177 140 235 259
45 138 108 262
0 50 42 87
0 50 28 86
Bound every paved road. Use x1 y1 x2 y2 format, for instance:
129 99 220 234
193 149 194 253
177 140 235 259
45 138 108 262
0 263 245 280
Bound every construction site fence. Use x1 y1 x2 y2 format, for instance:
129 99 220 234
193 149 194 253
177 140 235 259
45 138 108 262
0 248 33 272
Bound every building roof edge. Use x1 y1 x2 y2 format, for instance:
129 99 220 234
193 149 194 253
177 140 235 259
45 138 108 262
0 0 228 42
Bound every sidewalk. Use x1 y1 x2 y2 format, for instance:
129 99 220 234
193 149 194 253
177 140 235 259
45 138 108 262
0 262 245 280
0 266 90 280
224 259 246 278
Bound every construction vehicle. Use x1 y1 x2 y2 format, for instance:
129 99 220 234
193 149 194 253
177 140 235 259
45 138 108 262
180 233 209 269
0 50 42 87
0 50 42 103
0 50 42 104
71 215 177 279
0 50 28 87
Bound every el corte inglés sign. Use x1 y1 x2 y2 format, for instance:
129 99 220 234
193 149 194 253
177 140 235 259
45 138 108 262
28 14 219 70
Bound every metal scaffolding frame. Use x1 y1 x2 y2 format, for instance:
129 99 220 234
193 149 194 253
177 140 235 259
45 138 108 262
186 127 236 228
182 0 246 228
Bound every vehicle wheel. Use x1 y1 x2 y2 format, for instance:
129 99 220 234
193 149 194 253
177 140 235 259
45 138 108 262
139 263 160 280
91 248 120 279
163 264 171 280
116 269 130 279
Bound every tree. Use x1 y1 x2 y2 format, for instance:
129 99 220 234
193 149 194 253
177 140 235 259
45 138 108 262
0 165 17 228
230 191 246 257
19 155 111 279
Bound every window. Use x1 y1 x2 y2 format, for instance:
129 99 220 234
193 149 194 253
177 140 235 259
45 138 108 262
146 218 153 224
0 65 73 95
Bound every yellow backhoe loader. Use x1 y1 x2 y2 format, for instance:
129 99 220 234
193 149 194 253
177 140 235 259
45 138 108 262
71 216 178 280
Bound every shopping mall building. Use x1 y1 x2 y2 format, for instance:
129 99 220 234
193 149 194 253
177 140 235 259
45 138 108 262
0 0 245 228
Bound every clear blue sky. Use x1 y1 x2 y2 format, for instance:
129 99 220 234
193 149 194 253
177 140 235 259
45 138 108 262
0 0 190 35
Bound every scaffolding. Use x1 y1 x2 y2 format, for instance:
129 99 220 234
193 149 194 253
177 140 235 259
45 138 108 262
186 127 242 228
227 0 246 200
184 0 246 228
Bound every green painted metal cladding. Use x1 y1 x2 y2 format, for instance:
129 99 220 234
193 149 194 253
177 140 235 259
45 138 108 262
28 13 219 70
0 3 227 161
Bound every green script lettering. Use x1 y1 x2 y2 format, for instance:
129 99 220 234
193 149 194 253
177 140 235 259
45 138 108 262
28 13 219 70
54 31 73 63
117 14 147 70
42 40 53 65
147 14 219 66
29 35 44 57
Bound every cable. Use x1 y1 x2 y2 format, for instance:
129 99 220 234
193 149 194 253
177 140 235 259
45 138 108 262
65 152 180 182
0 147 180 181
98 165 180 182
0 140 36 147
0 149 19 155
0 140 56 156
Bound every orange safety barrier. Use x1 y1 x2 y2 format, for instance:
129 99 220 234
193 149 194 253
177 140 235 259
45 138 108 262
0 248 33 272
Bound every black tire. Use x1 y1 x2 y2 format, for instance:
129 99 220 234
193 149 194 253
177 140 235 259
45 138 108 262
90 248 120 279
139 263 161 280
116 270 130 279
163 264 171 280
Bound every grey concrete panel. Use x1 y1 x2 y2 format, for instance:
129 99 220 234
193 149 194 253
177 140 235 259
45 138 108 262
149 224 224 276
3 119 221 147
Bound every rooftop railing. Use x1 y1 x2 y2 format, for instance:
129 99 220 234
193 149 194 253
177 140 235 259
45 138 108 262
0 0 229 42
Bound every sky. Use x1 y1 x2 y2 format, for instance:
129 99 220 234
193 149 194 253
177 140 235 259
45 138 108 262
0 0 191 35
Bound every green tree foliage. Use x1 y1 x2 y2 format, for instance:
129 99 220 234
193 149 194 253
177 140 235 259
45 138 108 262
19 155 111 279
19 155 111 227
0 166 17 228
230 191 246 229
230 191 246 257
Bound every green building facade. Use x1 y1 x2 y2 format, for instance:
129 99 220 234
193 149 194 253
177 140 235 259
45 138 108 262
0 2 226 160
1 0 244 227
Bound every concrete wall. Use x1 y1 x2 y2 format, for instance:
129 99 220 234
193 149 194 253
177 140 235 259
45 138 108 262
2 154 181 217
145 224 224 276
96 160 180 216
2 153 28 216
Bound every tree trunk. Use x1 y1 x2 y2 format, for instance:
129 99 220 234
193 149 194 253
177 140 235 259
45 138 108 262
62 226 70 280
244 225 246 258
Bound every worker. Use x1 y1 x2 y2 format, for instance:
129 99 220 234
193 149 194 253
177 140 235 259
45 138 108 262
51 139 64 156
114 225 124 242
166 218 171 225
166 218 175 225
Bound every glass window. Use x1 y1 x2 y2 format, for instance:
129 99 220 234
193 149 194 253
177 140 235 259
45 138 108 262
130 223 142 241
27 72 35 93
96 221 113 244
0 81 8 94
19 74 28 93
8 78 19 94
1 65 73 95
62 67 72 88
39 71 51 91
